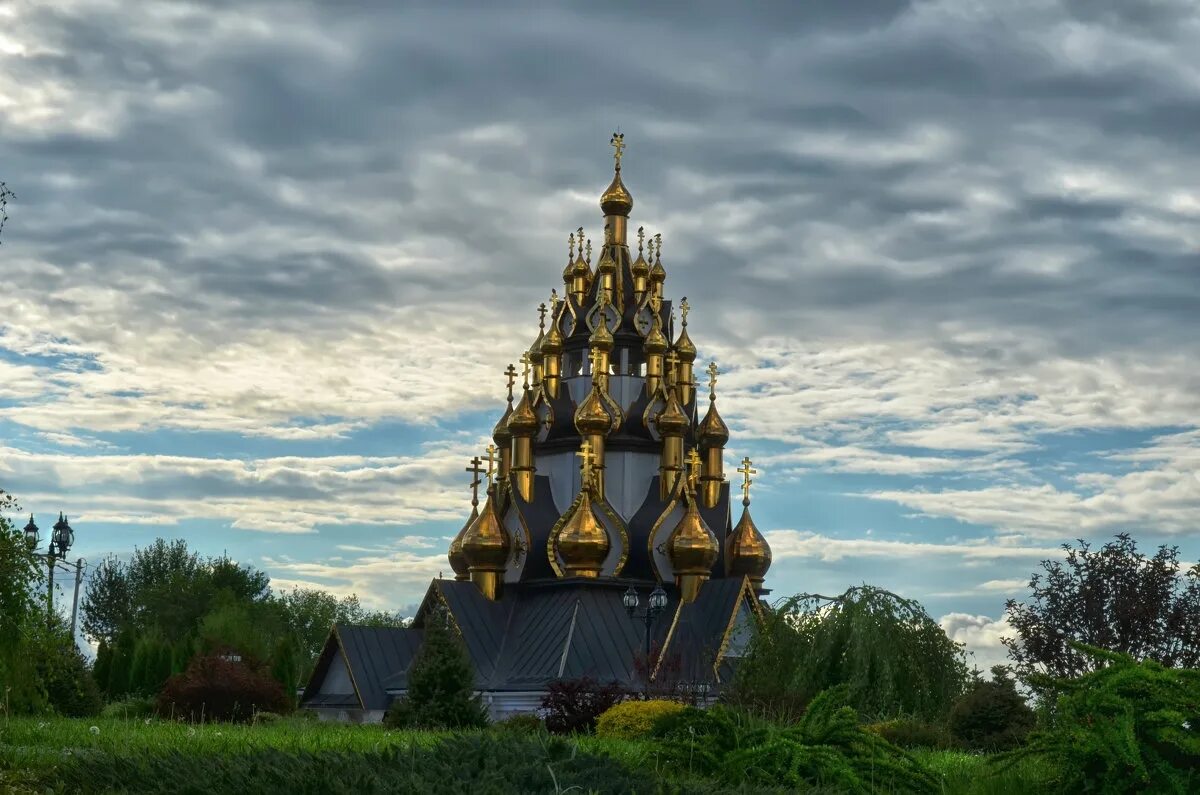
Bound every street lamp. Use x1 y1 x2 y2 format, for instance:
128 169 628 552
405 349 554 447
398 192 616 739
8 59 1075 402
24 514 39 548
624 584 669 690
24 513 85 637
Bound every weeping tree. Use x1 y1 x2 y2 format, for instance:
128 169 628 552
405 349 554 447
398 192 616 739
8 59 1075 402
730 585 969 722
0 181 12 244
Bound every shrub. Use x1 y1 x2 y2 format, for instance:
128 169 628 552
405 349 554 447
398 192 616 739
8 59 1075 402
156 653 292 723
596 699 685 739
947 666 1034 751
1003 644 1200 793
540 677 626 734
100 696 156 719
384 606 487 730
493 713 544 734
34 631 103 718
865 718 951 750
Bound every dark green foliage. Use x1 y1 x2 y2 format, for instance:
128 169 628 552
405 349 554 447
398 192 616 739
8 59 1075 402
156 654 292 723
93 639 112 693
384 607 487 730
99 696 156 719
106 632 136 699
948 666 1034 751
34 629 103 717
269 635 300 707
1001 644 1200 793
1005 534 1200 684
41 733 650 795
540 677 626 734
493 713 545 734
0 491 47 714
654 688 940 793
731 585 969 722
867 718 952 750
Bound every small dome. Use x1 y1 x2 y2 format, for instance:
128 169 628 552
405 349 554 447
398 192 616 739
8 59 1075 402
668 493 719 575
698 401 730 448
555 487 610 577
508 390 539 436
728 505 771 584
574 383 613 435
600 170 634 217
542 319 564 354
589 319 613 351
655 391 688 437
649 259 666 284
492 403 513 447
631 252 649 281
644 318 668 354
462 492 510 571
674 327 697 363
572 254 590 280
596 246 617 275
448 507 476 580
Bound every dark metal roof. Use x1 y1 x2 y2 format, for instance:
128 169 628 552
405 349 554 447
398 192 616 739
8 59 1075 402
509 474 562 582
658 576 751 684
300 625 422 711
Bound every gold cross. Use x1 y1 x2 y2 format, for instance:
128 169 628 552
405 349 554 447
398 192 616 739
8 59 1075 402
466 456 485 506
680 297 690 326
737 456 757 503
654 233 662 262
576 440 597 487
585 239 592 264
504 364 518 402
637 226 645 253
550 289 560 315
685 448 703 491
650 293 662 314
646 235 655 262
568 232 575 261
519 350 533 387
482 445 498 487
610 132 625 168
577 227 584 257
665 349 680 385
588 346 605 376
537 302 547 331
706 362 719 400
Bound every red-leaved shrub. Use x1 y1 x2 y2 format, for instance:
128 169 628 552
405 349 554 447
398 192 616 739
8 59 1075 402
540 677 626 734
156 653 291 723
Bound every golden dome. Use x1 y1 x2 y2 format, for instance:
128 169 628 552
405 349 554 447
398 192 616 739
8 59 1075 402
555 487 610 577
649 256 666 284
542 317 564 355
492 403 513 447
589 319 614 350
644 317 668 354
674 327 697 363
448 506 475 580
655 390 688 437
572 254 590 280
698 401 729 448
574 383 613 435
728 504 771 584
600 170 633 217
596 246 616 275
507 389 539 436
668 493 719 575
462 492 509 571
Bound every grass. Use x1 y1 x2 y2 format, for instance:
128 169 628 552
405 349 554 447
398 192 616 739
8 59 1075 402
0 716 1060 794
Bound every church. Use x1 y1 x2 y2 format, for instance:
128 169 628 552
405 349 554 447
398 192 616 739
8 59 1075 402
301 137 773 722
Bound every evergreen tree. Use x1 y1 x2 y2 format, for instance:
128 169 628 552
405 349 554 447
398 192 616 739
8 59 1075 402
129 636 151 695
106 632 135 698
93 638 112 695
384 607 487 729
271 634 300 708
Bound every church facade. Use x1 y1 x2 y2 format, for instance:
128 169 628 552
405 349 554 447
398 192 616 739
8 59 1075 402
302 137 773 722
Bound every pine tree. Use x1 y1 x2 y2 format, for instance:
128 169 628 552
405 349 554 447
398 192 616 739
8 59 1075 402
106 632 135 698
271 634 300 708
93 639 112 696
128 636 150 695
384 607 487 729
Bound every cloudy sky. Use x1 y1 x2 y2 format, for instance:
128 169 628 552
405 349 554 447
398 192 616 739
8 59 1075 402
2 0 1198 669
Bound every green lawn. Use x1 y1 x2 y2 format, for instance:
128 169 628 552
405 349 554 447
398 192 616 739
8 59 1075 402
0 716 1057 794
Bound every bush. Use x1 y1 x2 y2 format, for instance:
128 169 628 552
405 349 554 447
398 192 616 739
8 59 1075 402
493 713 544 734
1003 644 1200 793
540 677 626 735
30 629 103 717
383 607 487 730
100 696 156 719
947 666 1034 751
156 653 292 723
654 689 939 793
596 699 685 739
865 718 951 750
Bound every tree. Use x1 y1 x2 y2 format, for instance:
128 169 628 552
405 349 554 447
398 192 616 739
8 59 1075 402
1004 534 1200 682
947 666 1035 751
0 181 13 245
0 488 50 714
273 587 404 683
730 585 969 721
384 607 487 729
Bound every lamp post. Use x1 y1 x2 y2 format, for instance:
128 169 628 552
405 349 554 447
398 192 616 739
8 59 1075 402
623 584 668 693
23 513 84 635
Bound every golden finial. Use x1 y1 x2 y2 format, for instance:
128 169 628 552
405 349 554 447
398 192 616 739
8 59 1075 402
568 232 575 261
577 439 598 488
466 456 485 508
685 449 703 491
637 226 645 253
577 227 584 250
650 292 662 314
610 132 625 170
706 362 719 401
504 363 518 403
588 346 607 377
483 445 498 487
647 235 655 262
737 456 757 506
550 288 560 314
655 233 662 262
519 350 533 388
680 297 690 327
585 238 592 264
537 302 547 331
665 349 680 386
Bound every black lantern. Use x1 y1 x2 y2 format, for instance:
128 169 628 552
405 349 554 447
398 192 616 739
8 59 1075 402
622 585 639 613
23 514 39 549
51 513 73 558
648 585 668 612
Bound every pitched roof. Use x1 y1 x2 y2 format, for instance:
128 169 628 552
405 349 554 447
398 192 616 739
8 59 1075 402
301 624 422 711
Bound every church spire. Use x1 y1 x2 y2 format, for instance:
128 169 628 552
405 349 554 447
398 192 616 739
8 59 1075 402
600 132 633 244
698 362 730 508
728 456 771 588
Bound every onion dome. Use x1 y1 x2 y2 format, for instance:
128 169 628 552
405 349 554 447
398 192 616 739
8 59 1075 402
542 314 564 356
448 506 476 580
668 491 720 576
589 318 614 351
632 230 649 282
555 485 610 577
698 400 729 448
600 171 633 218
728 504 771 585
674 302 697 363
649 234 666 284
597 244 617 277
492 403 513 449
508 388 539 437
644 315 668 354
462 490 509 571
656 390 689 437
574 383 614 436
